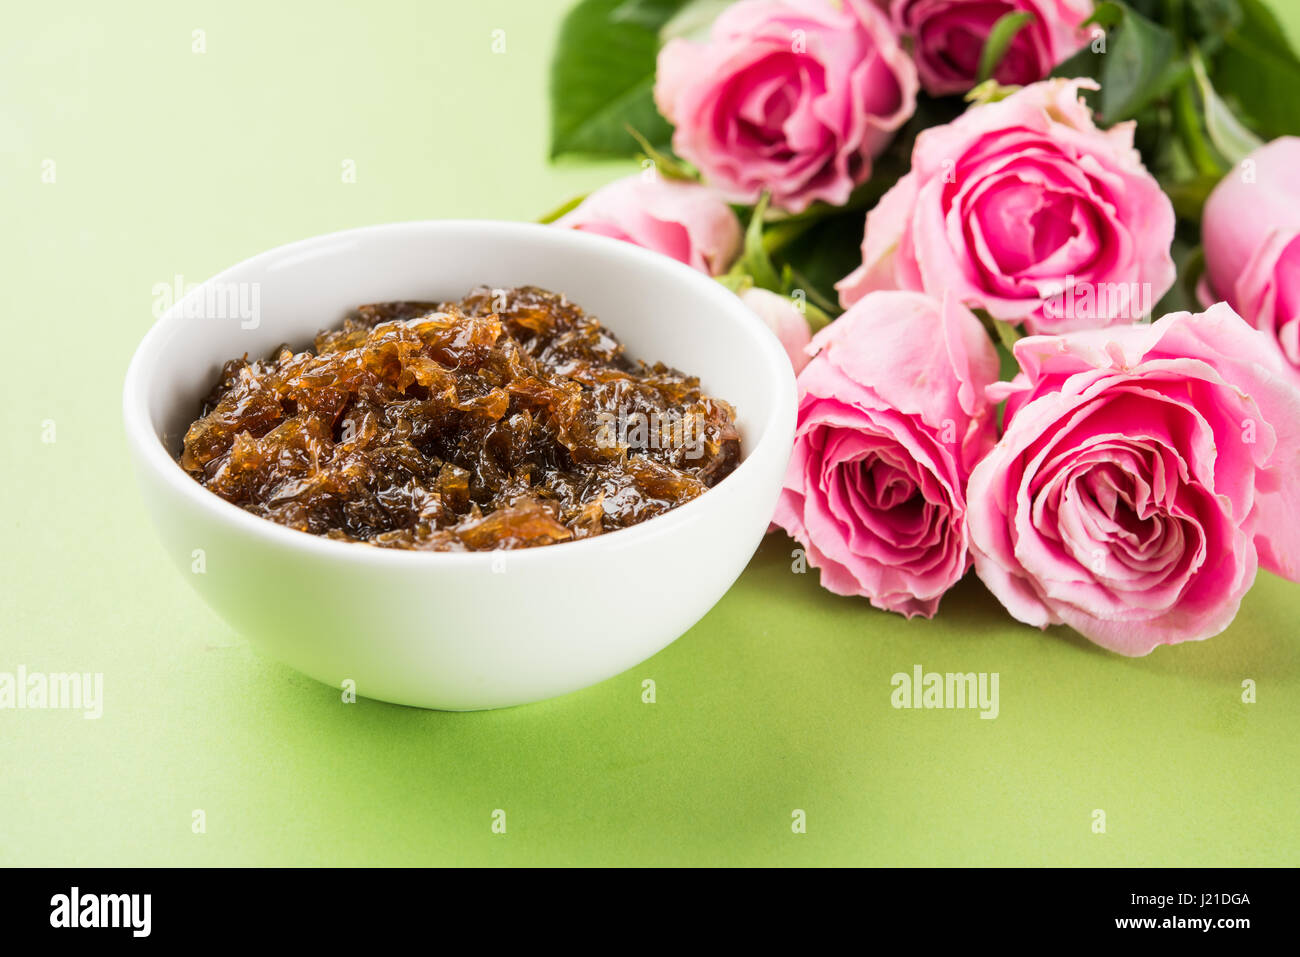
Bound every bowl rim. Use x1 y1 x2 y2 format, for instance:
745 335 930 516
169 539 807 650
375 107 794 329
122 218 797 567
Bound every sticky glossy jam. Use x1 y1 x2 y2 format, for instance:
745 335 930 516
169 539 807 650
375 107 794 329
179 286 741 550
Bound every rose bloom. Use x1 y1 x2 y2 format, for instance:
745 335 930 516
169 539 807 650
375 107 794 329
1202 136 1300 374
654 0 918 214
552 174 741 275
773 291 999 617
739 287 813 373
967 305 1300 655
838 79 1176 335
891 0 1094 95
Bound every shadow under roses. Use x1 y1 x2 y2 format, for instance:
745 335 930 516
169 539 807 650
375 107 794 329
758 532 1300 683
761 530 1016 644
1107 571 1300 683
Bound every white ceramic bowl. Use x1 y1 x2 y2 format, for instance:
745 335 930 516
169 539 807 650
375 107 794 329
123 221 796 710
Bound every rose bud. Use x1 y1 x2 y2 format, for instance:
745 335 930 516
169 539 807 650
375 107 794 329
553 174 742 276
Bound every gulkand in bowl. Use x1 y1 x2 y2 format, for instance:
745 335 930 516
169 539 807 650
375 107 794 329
122 221 797 709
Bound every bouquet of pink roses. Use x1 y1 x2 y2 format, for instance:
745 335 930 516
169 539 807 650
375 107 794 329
544 0 1300 654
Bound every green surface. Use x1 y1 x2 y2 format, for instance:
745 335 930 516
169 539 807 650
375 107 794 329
2 0 1298 867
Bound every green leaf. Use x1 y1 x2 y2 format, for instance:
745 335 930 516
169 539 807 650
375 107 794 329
790 289 832 330
1154 227 1207 316
965 79 1023 105
768 211 866 317
994 342 1022 389
549 0 686 159
535 192 589 224
624 124 697 181
732 193 783 292
1210 0 1300 139
1052 1 1185 125
1189 48 1263 166
1219 0 1290 58
994 320 1023 351
1131 96 1175 164
1172 78 1223 178
977 11 1034 84
775 263 835 319
975 308 1025 389
978 309 1025 352
1161 173 1221 221
609 0 691 29
714 273 754 295
1184 0 1243 55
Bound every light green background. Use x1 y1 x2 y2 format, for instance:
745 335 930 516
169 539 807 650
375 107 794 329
2 0 1297 867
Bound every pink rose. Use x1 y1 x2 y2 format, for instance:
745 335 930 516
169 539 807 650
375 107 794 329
1202 137 1300 374
739 287 813 373
654 0 918 214
553 174 741 275
891 0 1093 95
837 78 1176 335
967 304 1300 655
773 291 1000 617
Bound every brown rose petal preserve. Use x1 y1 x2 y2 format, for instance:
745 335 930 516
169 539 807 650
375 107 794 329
179 286 741 551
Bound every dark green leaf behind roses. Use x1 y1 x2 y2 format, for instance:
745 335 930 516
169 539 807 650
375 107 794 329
549 0 689 159
1210 0 1300 139
1052 1 1184 125
1154 226 1206 317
